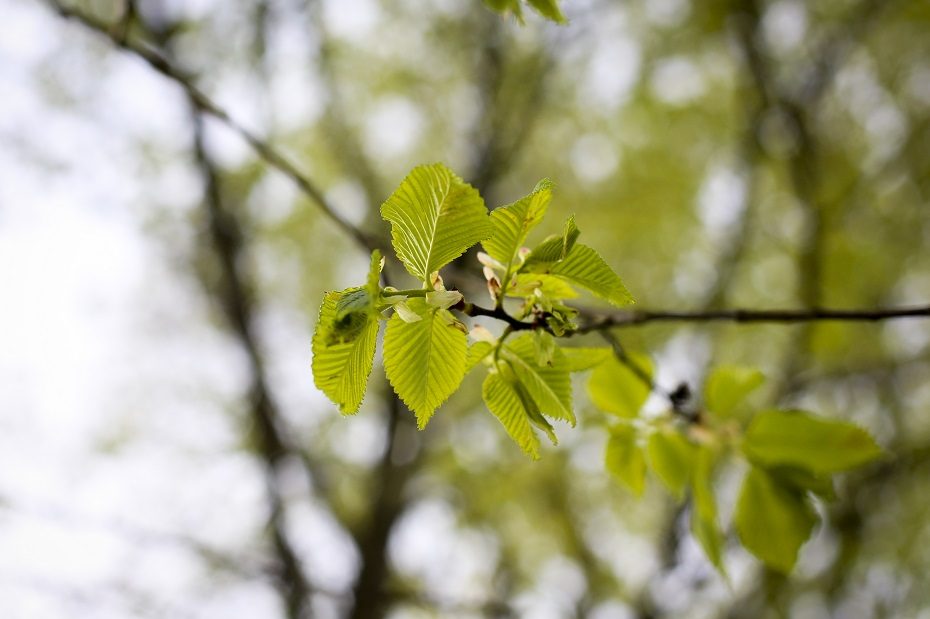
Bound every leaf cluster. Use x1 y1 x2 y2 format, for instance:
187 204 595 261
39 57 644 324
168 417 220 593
311 162 883 576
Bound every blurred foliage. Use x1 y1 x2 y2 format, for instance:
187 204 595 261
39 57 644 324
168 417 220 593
31 0 930 616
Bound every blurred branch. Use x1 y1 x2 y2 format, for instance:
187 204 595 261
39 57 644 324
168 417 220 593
190 107 313 618
348 395 421 619
468 17 553 198
0 492 274 582
192 114 313 617
306 0 385 211
43 0 379 254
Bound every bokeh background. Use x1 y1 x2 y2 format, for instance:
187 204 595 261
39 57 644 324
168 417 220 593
2 0 930 617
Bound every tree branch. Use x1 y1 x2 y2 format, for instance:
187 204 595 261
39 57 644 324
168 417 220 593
43 0 379 255
576 304 930 331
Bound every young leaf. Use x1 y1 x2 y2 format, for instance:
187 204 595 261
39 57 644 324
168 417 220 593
381 163 491 283
605 424 646 495
466 341 494 372
742 410 882 474
587 352 653 418
735 467 818 574
501 332 574 425
704 365 764 417
691 444 726 575
482 179 552 286
366 249 383 299
562 347 611 372
521 216 579 271
646 427 697 501
507 273 579 299
550 243 633 306
533 330 556 367
312 288 379 414
482 367 541 459
383 298 467 428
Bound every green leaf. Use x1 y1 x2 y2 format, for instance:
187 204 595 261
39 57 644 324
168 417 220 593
466 341 494 372
605 424 646 495
704 365 764 417
383 298 468 428
482 367 541 459
533 330 556 366
527 0 566 22
366 249 383 299
335 250 384 319
587 352 653 418
735 467 818 573
521 216 579 271
768 466 837 501
550 244 633 306
562 347 611 372
646 427 697 500
312 288 379 414
501 332 574 425
381 163 491 283
742 410 883 474
482 179 552 285
507 273 579 299
483 0 567 24
691 445 726 575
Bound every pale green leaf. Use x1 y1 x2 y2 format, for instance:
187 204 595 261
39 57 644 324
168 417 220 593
691 445 726 575
605 424 646 495
312 288 379 414
646 427 697 500
466 341 494 372
521 216 579 271
381 163 491 282
502 332 574 425
562 347 611 372
366 249 383 300
514 377 559 446
742 410 883 474
735 467 818 573
587 352 653 418
550 243 633 306
533 330 556 366
482 179 552 284
393 301 422 323
704 365 764 417
383 298 467 428
507 273 579 299
483 368 541 459
426 289 463 310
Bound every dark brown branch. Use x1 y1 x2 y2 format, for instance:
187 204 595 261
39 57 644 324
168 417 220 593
577 304 930 332
454 301 542 331
44 0 378 254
